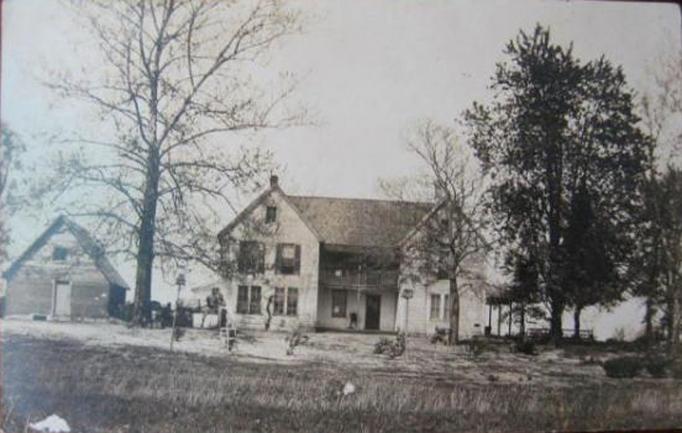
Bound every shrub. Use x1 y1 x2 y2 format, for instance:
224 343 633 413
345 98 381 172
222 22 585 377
374 337 394 354
603 356 644 378
515 340 538 356
430 328 448 345
644 356 670 378
285 327 309 356
671 359 682 379
374 333 406 359
173 326 185 341
467 337 489 358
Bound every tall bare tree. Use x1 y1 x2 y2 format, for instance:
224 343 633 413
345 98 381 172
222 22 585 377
44 0 305 325
635 51 682 353
0 124 26 264
382 120 490 344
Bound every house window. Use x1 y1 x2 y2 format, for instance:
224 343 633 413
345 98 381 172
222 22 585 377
52 246 68 261
250 286 261 314
237 285 249 314
430 294 441 320
331 289 347 318
238 241 265 274
274 287 285 315
443 294 450 320
237 285 261 315
287 287 298 316
266 206 277 223
276 243 300 275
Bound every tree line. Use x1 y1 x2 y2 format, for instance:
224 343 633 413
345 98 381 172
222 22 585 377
388 24 681 353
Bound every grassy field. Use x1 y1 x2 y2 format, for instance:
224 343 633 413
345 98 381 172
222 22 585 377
1 323 682 432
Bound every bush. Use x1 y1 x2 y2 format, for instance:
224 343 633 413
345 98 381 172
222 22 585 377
374 337 394 354
467 337 489 357
285 327 309 356
603 356 644 378
430 327 448 345
644 356 670 378
515 340 538 356
670 359 682 379
374 333 406 359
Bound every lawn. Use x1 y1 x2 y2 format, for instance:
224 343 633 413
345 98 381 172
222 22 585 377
1 319 681 432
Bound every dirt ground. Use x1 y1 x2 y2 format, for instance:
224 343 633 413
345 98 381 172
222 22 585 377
0 318 635 386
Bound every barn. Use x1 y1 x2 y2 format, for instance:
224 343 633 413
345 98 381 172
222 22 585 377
2 216 129 320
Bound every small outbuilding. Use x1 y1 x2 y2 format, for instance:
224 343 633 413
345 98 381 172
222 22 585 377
2 216 129 320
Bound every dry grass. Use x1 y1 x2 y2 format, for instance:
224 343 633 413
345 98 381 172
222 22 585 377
2 334 682 433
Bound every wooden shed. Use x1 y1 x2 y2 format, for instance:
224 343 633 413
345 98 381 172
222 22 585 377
2 216 129 320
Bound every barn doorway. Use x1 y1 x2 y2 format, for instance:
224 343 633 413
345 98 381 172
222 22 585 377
365 294 381 330
52 280 71 317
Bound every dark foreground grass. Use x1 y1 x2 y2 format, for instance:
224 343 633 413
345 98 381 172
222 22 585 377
2 335 682 433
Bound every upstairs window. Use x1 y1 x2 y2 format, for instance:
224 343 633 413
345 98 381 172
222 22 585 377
276 243 301 275
430 294 441 320
52 246 68 261
238 241 265 274
266 206 277 223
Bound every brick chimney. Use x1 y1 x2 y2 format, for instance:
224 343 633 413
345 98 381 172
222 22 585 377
270 175 279 187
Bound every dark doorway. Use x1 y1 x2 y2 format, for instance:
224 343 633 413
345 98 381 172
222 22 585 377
365 294 381 330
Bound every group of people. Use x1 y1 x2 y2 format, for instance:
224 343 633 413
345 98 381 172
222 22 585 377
200 287 228 328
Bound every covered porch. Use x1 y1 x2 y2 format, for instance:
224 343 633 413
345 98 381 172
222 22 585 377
315 244 399 332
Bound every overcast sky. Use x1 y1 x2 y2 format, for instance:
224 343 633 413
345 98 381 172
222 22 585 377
2 0 681 300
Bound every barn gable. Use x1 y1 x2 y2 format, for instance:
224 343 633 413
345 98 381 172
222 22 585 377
3 216 128 319
3 216 129 289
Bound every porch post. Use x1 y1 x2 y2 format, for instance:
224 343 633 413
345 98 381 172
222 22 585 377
488 303 492 328
508 301 513 337
356 288 361 329
497 305 502 336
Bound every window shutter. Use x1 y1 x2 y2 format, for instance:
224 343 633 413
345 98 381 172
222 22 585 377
237 242 245 273
258 243 265 273
275 244 283 274
294 245 301 274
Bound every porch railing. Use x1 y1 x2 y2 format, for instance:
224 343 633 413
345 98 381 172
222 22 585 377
319 269 399 290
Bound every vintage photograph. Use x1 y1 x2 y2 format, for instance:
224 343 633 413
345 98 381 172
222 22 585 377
1 0 681 432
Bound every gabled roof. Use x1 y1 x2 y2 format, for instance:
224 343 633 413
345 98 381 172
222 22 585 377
217 185 322 240
287 195 433 248
3 215 130 289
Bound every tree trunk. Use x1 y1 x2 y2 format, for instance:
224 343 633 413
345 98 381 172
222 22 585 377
669 282 680 358
644 296 654 344
549 298 564 344
546 140 564 344
519 302 526 340
131 152 160 326
573 307 582 339
448 278 460 345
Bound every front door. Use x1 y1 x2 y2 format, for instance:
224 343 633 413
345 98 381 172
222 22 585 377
365 294 381 330
53 281 71 317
